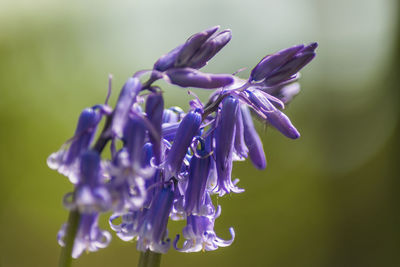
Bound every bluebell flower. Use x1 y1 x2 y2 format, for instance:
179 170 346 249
233 104 249 160
240 105 267 169
174 208 234 252
136 186 175 253
62 150 112 213
165 110 202 178
238 87 300 139
184 137 213 216
214 96 244 196
109 209 148 241
145 92 164 165
111 77 142 138
58 214 111 258
47 108 101 183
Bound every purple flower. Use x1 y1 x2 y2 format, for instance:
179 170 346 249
184 137 213 216
136 186 175 253
165 110 202 177
174 209 234 252
111 77 142 138
233 105 249 159
123 115 147 166
48 26 317 259
109 209 148 241
58 214 111 258
145 92 164 165
47 108 101 183
240 105 267 169
107 149 150 212
64 150 112 213
241 88 300 139
214 96 244 196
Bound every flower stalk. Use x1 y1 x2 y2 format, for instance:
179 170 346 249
138 251 162 267
58 210 80 267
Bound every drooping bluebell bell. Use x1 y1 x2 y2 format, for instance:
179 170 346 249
111 77 142 138
240 105 267 169
107 116 154 212
109 209 148 242
184 136 214 216
58 213 111 259
214 96 244 196
240 88 300 139
165 109 202 178
136 186 175 253
57 151 112 258
145 92 164 165
233 105 249 160
174 208 234 252
47 107 102 183
67 150 112 213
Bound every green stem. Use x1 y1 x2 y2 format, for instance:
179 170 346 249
138 251 162 267
58 210 81 267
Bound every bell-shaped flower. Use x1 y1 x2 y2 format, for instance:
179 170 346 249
165 110 202 178
184 136 215 216
58 214 111 258
136 186 175 254
233 105 248 160
241 88 300 139
111 77 142 138
173 208 234 252
66 150 112 213
214 96 244 196
109 209 148 242
47 108 101 183
240 105 266 169
145 92 164 164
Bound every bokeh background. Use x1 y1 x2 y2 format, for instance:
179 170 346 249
1 0 399 266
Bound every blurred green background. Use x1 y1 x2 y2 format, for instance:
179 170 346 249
1 0 399 266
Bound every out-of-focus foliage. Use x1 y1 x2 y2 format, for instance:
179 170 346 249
0 0 399 266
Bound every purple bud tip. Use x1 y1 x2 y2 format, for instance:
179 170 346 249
250 45 304 82
266 110 300 139
301 42 318 53
175 26 220 67
75 108 99 135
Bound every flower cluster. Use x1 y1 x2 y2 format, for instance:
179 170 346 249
48 26 317 258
